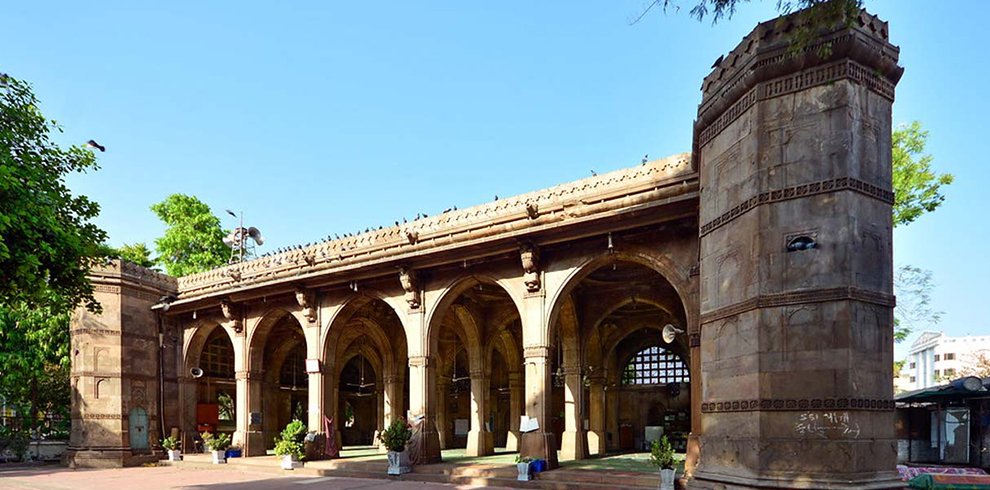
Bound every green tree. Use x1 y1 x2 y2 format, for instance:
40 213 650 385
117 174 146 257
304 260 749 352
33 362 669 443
0 297 72 456
892 121 954 227
115 242 156 268
0 74 109 312
633 0 861 26
151 194 229 276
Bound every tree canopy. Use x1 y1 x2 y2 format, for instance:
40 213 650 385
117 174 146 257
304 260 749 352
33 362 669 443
892 121 954 227
151 194 229 277
115 242 156 268
0 74 108 312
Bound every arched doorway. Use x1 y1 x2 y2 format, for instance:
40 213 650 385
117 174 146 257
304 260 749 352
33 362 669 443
324 296 409 456
184 323 238 451
248 309 308 451
548 259 691 460
427 277 523 458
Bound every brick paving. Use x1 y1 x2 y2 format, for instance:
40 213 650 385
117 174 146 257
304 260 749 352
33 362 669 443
0 465 506 490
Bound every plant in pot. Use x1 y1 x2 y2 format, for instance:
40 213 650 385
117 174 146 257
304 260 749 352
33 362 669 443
380 419 412 475
515 455 534 481
649 436 676 490
274 419 307 470
162 436 182 462
202 431 231 464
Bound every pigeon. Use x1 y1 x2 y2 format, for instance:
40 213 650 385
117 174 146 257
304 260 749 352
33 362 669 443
642 154 649 165
395 221 400 226
494 195 499 201
711 55 724 69
85 140 106 152
591 170 597 176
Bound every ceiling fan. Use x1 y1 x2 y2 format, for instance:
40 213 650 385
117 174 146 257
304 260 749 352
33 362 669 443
345 338 376 390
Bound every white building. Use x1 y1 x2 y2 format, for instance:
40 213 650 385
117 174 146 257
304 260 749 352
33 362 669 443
898 331 990 391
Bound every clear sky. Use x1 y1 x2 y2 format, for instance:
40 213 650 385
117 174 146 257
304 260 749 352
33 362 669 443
6 1 986 357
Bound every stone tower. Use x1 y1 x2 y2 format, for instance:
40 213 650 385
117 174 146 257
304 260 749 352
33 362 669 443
66 261 176 467
694 8 903 490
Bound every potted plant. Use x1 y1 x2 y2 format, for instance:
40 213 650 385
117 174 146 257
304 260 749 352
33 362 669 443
162 436 181 462
649 436 676 490
202 431 231 464
274 419 307 470
380 419 412 475
515 455 533 481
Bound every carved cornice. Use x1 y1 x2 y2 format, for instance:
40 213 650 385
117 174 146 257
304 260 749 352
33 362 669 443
173 154 694 300
701 398 894 413
70 328 158 343
523 346 551 359
701 287 894 325
700 177 894 237
696 10 902 149
220 299 243 333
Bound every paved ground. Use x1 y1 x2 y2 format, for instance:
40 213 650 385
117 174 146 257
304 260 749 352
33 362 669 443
0 465 505 490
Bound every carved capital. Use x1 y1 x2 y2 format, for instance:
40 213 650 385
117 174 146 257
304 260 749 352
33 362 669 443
519 241 541 292
408 356 431 368
398 267 421 309
295 287 317 323
523 345 551 360
220 298 243 333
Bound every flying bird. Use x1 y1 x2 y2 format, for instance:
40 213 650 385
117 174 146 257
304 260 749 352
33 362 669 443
85 140 106 152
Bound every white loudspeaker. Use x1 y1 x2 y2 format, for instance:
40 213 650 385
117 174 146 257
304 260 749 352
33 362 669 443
190 367 204 378
662 324 684 344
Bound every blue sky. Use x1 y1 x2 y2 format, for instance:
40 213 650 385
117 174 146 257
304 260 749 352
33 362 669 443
6 1 985 356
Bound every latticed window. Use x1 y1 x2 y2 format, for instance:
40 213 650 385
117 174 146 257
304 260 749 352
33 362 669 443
622 346 689 385
202 333 234 378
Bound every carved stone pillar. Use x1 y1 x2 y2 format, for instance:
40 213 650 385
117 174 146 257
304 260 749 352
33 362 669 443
560 365 587 460
586 373 606 456
466 370 494 456
693 8 903 489
521 346 558 469
306 360 324 433
236 370 266 456
407 355 441 463
376 387 386 452
324 366 341 458
436 377 450 450
505 371 523 452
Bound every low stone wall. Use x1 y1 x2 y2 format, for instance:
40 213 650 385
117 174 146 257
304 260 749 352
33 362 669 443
1 440 68 463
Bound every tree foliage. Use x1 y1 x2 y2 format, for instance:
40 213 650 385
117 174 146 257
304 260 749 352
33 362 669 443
892 121 954 227
958 351 990 379
115 242 156 268
151 194 229 277
0 74 108 312
893 265 943 344
634 0 861 26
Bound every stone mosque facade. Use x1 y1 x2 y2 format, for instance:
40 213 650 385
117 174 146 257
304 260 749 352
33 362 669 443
68 8 905 489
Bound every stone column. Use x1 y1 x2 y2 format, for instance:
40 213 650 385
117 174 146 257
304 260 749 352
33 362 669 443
605 381 619 451
586 373 606 456
466 369 494 456
236 370 266 456
383 374 403 427
521 346 558 468
324 367 341 457
693 8 903 489
306 364 324 433
505 371 523 451
685 338 701 477
408 355 441 463
560 366 587 460
376 386 386 452
436 377 450 449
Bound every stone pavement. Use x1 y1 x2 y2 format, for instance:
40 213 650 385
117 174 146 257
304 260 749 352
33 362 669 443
0 465 509 490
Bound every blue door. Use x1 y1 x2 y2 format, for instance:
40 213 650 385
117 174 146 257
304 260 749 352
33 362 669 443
129 407 149 450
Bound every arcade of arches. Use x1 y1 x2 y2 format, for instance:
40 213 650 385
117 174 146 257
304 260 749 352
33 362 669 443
176 254 697 467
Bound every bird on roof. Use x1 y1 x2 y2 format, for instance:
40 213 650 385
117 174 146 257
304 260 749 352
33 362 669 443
711 55 724 69
494 195 499 201
85 140 106 152
642 154 649 165
591 170 597 176
395 221 400 226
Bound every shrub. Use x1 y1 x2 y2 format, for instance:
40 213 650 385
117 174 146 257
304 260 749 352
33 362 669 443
380 419 412 453
273 419 306 460
201 431 231 452
649 436 675 470
161 436 179 451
